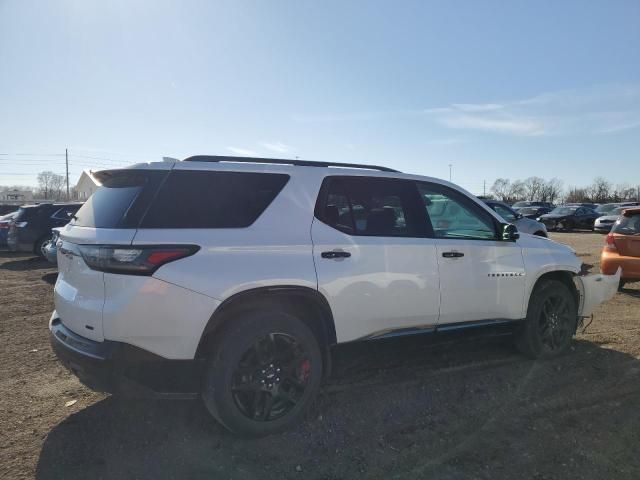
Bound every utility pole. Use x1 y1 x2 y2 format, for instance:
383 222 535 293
65 148 70 200
448 164 452 182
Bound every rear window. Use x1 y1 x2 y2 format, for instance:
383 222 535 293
613 214 640 235
140 171 290 228
72 170 166 228
15 207 46 221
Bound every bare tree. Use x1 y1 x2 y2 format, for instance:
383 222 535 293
508 180 526 202
490 178 511 202
588 177 612 203
37 171 66 200
540 178 563 203
565 187 589 203
522 177 546 201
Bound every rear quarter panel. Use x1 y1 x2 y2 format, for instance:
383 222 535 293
132 166 323 301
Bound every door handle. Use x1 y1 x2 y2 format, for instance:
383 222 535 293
321 250 351 259
442 251 464 258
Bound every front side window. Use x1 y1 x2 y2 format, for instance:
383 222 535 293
316 177 422 237
492 204 517 223
417 183 497 240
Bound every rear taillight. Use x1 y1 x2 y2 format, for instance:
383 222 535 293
78 245 199 275
604 233 617 252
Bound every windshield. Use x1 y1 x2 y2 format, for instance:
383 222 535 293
512 201 532 208
550 207 578 215
518 207 539 214
596 204 617 213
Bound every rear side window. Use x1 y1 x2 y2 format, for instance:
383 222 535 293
315 176 423 237
140 171 290 228
51 205 81 221
613 214 640 234
72 170 166 228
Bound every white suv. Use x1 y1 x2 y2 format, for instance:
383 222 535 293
50 156 620 436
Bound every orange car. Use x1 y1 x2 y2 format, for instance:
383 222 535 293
601 207 640 289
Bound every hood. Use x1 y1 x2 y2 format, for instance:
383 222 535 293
596 215 619 222
517 232 580 264
539 214 570 220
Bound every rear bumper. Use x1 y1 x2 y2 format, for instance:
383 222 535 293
601 251 640 280
49 312 202 398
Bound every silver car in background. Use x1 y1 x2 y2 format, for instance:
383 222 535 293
483 200 548 237
42 227 62 264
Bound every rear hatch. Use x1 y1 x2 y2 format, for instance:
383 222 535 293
55 167 170 341
611 212 640 257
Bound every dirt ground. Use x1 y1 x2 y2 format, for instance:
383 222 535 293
1 232 639 480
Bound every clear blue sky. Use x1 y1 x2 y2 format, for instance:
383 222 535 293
1 0 639 194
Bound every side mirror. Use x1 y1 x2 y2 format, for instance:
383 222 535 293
502 223 520 241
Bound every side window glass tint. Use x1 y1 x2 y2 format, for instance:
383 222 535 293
417 183 496 240
494 205 516 223
141 171 290 228
318 177 420 237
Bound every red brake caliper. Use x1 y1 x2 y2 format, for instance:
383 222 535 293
299 359 311 383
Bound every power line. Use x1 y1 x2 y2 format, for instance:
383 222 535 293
0 153 65 156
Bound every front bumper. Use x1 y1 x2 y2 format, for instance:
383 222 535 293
576 267 621 317
49 313 202 398
594 223 614 232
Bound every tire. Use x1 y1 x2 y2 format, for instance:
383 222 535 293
619 280 626 291
515 280 577 359
34 235 51 258
533 231 547 237
201 309 323 436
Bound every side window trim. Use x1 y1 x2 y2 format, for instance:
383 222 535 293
416 181 501 241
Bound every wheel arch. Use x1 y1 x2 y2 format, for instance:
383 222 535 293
195 286 337 375
527 269 580 313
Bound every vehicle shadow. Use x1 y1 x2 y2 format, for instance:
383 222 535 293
36 333 640 480
0 256 51 271
620 286 640 298
41 272 58 285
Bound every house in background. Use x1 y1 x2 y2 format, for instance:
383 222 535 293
74 170 101 200
0 188 33 203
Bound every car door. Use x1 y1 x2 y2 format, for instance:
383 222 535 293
416 182 526 324
574 208 591 229
312 176 440 342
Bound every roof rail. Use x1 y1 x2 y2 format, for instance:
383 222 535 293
182 155 400 173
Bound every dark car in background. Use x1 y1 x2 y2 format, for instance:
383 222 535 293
564 202 599 210
516 206 552 219
538 205 600 231
7 203 83 256
0 211 18 247
511 201 555 211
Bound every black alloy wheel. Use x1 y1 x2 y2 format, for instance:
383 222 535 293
231 333 312 422
515 279 577 359
537 294 573 353
201 310 323 436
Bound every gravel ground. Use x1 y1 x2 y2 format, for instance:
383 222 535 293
1 232 639 480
